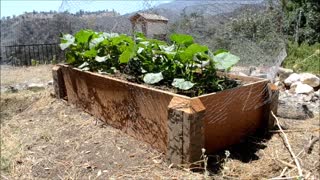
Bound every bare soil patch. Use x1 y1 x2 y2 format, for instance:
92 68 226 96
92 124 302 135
1 65 319 179
1 65 53 86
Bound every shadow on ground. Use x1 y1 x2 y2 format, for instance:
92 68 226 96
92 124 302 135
206 130 273 175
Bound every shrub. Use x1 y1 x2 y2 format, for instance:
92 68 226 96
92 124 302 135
60 30 240 96
283 41 320 74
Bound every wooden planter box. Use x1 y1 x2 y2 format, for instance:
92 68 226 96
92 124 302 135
53 64 278 164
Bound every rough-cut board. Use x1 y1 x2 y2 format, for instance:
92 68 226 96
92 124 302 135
53 64 277 165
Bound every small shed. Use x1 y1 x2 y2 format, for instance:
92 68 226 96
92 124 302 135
130 13 168 40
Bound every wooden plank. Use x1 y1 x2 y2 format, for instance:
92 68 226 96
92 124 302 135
199 80 271 153
167 97 205 164
52 66 66 99
55 64 273 163
59 65 173 153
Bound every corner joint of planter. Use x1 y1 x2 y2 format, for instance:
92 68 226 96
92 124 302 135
52 65 67 99
167 96 206 165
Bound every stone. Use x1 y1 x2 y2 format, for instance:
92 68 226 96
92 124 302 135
307 101 320 115
27 83 45 91
303 94 313 102
314 90 320 97
5 86 18 93
47 80 53 86
277 96 314 120
311 95 319 102
290 81 300 88
289 81 301 93
274 81 285 91
300 73 320 87
295 83 314 94
284 73 301 86
278 67 294 81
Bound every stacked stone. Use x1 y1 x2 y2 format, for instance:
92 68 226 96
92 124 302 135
274 68 319 119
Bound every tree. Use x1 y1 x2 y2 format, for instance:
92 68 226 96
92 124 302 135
282 0 320 44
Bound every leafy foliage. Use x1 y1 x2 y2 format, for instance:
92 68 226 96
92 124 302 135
60 30 240 96
281 0 320 45
172 78 195 90
283 41 320 74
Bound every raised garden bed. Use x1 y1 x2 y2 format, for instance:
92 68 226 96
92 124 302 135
53 64 278 164
54 30 279 164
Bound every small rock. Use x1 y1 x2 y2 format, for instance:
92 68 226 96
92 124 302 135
277 96 313 120
295 83 314 94
278 67 294 74
300 73 320 87
278 67 293 81
5 86 19 93
289 81 301 93
47 80 53 86
311 95 319 102
284 73 301 86
27 83 45 91
303 94 313 102
274 81 285 90
314 90 320 97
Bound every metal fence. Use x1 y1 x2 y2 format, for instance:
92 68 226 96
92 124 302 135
0 43 65 66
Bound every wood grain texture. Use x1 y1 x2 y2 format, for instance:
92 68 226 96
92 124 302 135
199 78 271 153
56 65 274 162
59 65 174 153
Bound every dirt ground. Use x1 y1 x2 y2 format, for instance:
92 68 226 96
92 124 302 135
1 65 319 179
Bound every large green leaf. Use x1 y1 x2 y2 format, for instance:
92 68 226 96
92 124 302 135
213 52 240 71
83 48 97 58
119 47 134 64
179 43 208 63
159 44 175 53
75 29 96 45
59 34 75 50
213 49 228 56
172 78 195 90
65 51 76 63
89 36 104 49
143 72 163 84
134 32 146 41
112 34 134 46
170 33 194 47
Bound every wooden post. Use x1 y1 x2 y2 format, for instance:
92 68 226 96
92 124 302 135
167 97 205 165
52 66 66 99
267 83 279 129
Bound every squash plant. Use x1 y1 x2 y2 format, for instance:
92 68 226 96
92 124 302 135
60 30 240 96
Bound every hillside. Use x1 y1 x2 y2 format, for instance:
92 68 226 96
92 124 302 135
1 0 283 69
154 0 265 19
0 10 122 46
1 0 268 46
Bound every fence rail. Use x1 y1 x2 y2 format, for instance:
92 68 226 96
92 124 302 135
1 43 65 66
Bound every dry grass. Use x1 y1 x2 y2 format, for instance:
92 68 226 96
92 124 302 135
209 116 320 179
1 65 53 86
1 89 205 179
1 65 319 179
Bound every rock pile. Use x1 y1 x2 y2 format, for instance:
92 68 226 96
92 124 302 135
275 67 319 119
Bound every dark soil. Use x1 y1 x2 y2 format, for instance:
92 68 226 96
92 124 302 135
103 70 242 97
